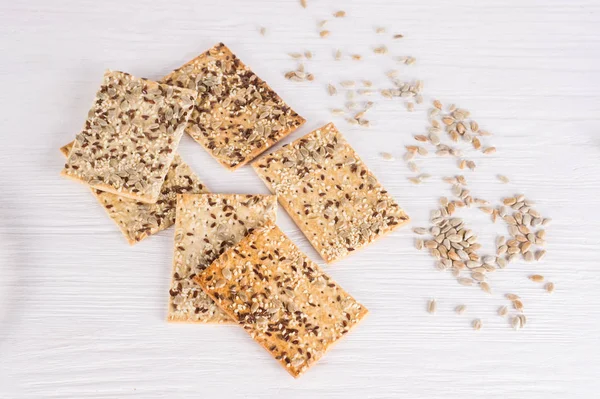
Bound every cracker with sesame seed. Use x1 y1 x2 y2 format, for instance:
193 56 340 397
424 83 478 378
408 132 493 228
194 222 368 377
252 123 410 263
169 194 277 323
60 142 208 245
161 43 306 171
61 70 197 203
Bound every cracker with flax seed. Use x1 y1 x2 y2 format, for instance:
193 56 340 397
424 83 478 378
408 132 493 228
61 70 197 203
161 43 306 171
60 142 208 245
169 194 277 323
252 122 409 263
194 222 368 377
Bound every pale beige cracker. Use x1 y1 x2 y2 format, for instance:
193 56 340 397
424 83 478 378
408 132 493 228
252 122 410 263
161 43 306 170
60 142 208 245
194 222 368 377
61 70 197 203
169 194 277 323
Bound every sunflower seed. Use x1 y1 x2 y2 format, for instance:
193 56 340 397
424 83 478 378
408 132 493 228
498 306 508 316
415 239 424 250
535 250 546 261
511 316 522 330
320 30 330 38
480 281 492 294
458 277 474 286
333 10 346 17
428 299 437 314
327 84 337 96
529 274 544 282
380 152 394 161
513 299 524 312
472 319 482 331
545 282 555 294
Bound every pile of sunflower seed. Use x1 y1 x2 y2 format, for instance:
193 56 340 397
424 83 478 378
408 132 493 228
415 189 553 331
403 100 497 182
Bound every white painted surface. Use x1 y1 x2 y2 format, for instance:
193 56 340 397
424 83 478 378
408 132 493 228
1 0 599 397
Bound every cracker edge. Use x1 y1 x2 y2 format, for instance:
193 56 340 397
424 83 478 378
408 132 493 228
60 143 138 245
193 222 370 377
251 123 410 263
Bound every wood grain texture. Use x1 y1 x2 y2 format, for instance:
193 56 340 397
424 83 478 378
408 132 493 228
1 0 599 397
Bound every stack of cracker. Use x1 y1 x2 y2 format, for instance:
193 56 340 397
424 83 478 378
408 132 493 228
60 43 305 244
60 43 409 377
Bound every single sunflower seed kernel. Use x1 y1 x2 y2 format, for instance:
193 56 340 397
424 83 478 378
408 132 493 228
529 274 544 283
427 299 437 314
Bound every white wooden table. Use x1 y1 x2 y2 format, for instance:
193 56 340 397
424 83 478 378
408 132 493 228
1 0 599 397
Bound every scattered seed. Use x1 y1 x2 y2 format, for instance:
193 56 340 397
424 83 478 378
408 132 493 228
374 45 388 54
483 147 496 154
333 10 346 17
428 299 437 314
511 316 522 330
498 306 508 317
535 250 546 261
529 274 544 283
259 27 267 36
327 84 337 96
497 175 510 183
545 282 555 294
455 305 467 315
380 152 394 161
352 54 362 61
375 27 386 33
480 281 492 294
415 239 424 250
300 0 307 8
413 227 428 235
320 30 330 38
458 277 474 286
506 293 520 301
472 319 482 331
513 299 524 312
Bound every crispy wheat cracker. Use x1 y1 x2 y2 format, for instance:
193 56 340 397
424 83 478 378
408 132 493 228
161 43 306 170
194 222 368 377
169 194 277 323
252 122 410 263
60 142 208 245
61 70 197 203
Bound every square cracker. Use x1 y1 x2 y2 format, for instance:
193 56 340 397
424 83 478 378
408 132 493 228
161 43 306 171
61 70 197 203
60 142 208 245
194 222 369 378
252 122 410 263
169 194 277 323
